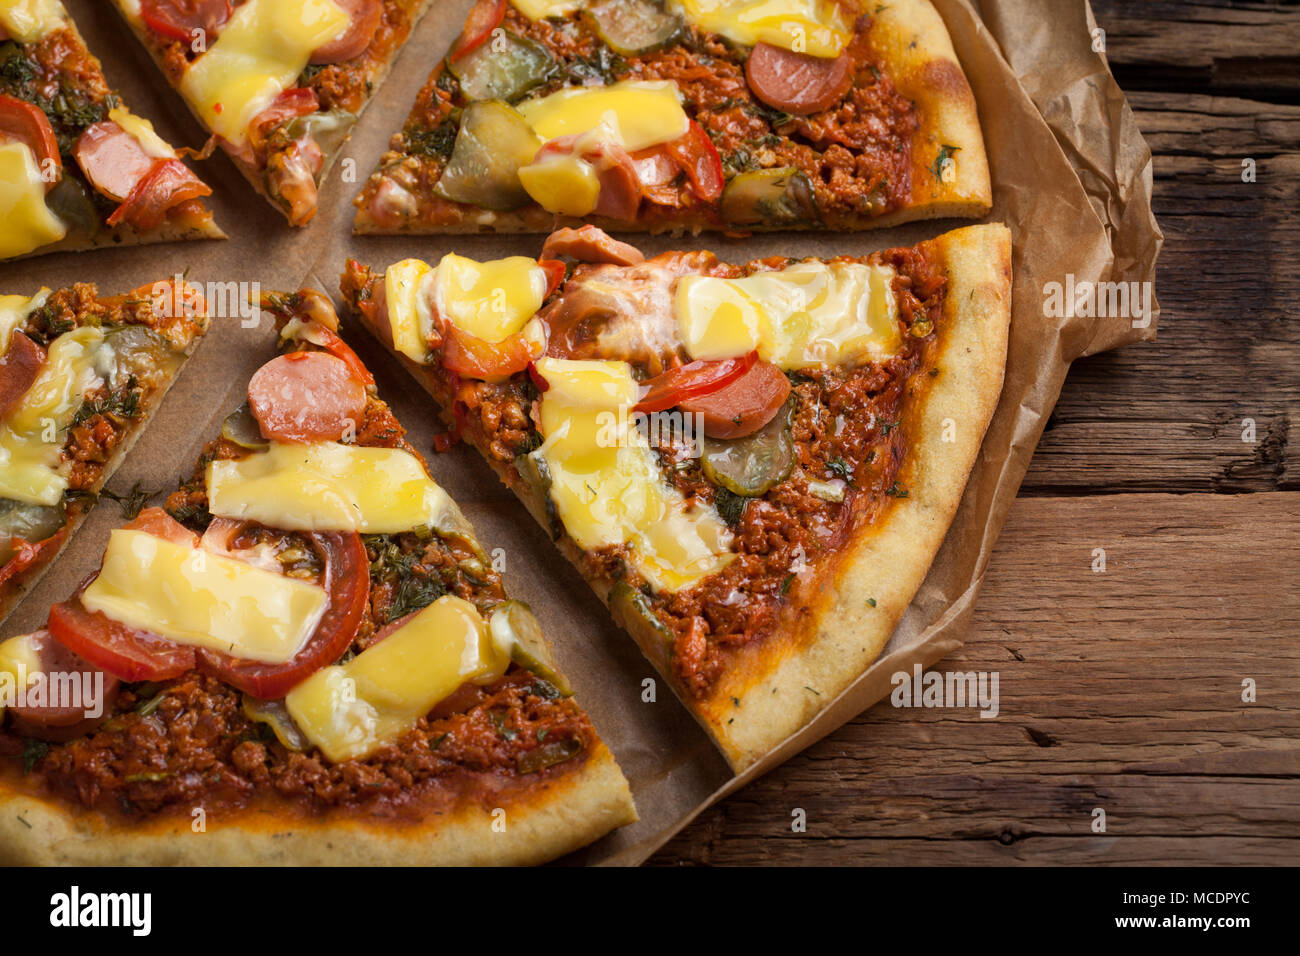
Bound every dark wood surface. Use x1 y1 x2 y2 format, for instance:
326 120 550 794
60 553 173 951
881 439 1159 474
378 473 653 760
650 1 1300 866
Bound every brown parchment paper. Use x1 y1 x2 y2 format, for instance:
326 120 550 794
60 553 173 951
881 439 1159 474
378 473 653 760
0 0 1161 866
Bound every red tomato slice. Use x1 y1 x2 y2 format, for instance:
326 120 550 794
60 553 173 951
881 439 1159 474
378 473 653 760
0 529 66 592
48 586 198 683
449 0 505 61
140 0 232 43
0 94 61 191
538 257 566 298
195 531 369 699
106 158 213 230
247 351 368 443
310 0 382 64
126 507 200 547
0 330 46 421
664 120 724 202
441 324 543 381
633 352 757 414
679 358 791 439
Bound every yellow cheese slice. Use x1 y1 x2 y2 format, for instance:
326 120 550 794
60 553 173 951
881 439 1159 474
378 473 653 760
433 253 550 344
108 107 176 160
518 151 601 217
179 0 350 146
510 0 582 19
0 142 67 260
0 632 43 720
384 258 436 363
516 80 688 152
286 595 509 762
675 261 900 368
206 441 456 534
533 358 734 593
81 529 328 664
674 0 852 57
0 325 103 506
0 0 64 43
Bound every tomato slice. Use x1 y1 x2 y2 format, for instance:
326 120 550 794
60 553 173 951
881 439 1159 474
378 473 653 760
301 321 376 388
248 87 320 148
679 358 791 439
441 324 543 381
538 257 566 298
633 352 756 414
664 120 724 202
106 158 213 230
0 94 60 191
309 0 382 64
0 330 46 421
48 586 198 683
449 0 506 61
140 0 232 43
196 531 369 699
0 529 66 592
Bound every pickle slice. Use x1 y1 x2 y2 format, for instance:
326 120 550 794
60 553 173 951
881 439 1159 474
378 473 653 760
489 599 573 695
700 397 795 496
447 31 555 104
221 403 269 450
434 100 542 210
582 0 684 56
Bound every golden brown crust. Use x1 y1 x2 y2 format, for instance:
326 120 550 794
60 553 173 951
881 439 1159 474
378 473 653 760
0 742 635 865
348 223 1012 771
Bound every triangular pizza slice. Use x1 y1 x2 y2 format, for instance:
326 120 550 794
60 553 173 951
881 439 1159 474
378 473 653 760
0 291 635 865
0 0 223 260
354 0 990 234
341 221 1011 769
1 278 210 626
112 0 435 226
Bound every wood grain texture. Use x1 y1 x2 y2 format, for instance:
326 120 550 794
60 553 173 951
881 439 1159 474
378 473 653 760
651 0 1299 865
652 494 1300 865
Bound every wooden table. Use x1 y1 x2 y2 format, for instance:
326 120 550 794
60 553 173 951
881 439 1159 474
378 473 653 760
651 0 1300 866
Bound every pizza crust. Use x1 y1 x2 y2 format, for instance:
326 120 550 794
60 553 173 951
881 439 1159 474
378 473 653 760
0 741 635 865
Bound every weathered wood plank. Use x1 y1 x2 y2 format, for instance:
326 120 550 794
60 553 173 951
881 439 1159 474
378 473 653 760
651 492 1300 865
1022 91 1300 494
1092 1 1300 100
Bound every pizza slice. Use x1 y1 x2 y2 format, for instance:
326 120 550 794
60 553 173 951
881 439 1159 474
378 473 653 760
112 0 434 226
0 0 222 260
0 278 210 627
354 0 990 234
341 221 1011 769
0 291 636 865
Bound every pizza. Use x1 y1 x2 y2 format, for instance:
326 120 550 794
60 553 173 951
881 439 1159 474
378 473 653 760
0 0 222 260
0 291 636 865
353 0 990 234
341 221 1010 769
0 278 210 627
112 0 434 226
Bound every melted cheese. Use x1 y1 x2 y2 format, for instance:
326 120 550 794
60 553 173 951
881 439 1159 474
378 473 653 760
82 529 328 664
510 0 582 19
286 595 508 762
674 0 852 57
0 142 67 260
179 0 350 145
0 632 42 719
0 0 64 42
108 107 176 160
518 151 601 217
516 81 688 152
675 261 900 368
433 254 550 343
0 325 103 506
0 288 46 354
384 258 436 363
206 441 455 534
533 358 733 593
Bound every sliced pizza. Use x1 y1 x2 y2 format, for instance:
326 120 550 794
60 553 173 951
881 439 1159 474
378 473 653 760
354 0 990 234
0 290 636 865
0 278 210 627
0 0 222 260
112 0 434 226
341 221 1011 769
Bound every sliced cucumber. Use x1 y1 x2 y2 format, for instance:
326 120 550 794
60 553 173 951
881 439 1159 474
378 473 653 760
700 397 795 496
434 100 542 210
489 599 572 695
448 31 555 104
